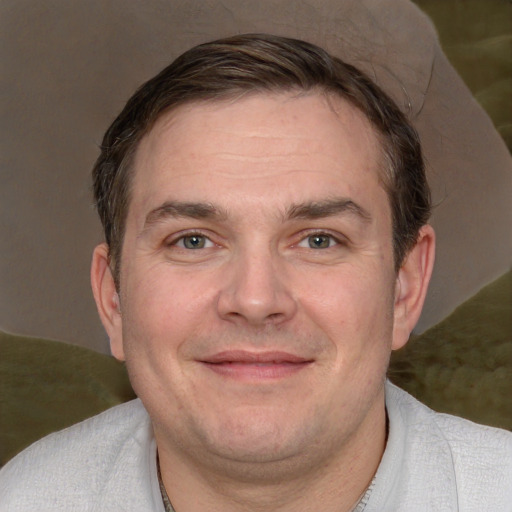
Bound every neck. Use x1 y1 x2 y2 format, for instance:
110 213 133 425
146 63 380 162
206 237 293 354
156 400 387 512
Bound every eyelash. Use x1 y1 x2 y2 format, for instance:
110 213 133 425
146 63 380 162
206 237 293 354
296 231 344 249
166 230 345 251
166 231 215 249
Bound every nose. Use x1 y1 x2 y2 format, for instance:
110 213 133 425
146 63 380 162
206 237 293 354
216 248 297 326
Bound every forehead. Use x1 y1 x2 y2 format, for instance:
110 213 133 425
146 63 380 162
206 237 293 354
129 92 387 221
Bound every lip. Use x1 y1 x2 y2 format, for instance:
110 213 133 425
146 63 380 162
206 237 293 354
198 350 314 380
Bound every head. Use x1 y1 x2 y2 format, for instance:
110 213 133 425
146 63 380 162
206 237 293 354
93 33 431 289
91 34 435 491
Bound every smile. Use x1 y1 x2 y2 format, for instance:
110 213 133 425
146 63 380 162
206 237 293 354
198 350 314 380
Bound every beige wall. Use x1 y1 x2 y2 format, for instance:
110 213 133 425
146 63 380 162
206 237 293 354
1 0 511 353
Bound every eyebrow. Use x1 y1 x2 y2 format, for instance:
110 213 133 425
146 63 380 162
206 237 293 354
142 197 371 233
286 198 372 222
143 201 228 230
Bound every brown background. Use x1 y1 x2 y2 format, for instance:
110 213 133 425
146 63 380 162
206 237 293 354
1 0 511 353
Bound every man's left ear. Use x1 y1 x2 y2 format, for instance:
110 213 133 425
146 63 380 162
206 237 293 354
392 224 435 351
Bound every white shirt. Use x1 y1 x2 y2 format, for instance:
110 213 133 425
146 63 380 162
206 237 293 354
1 382 511 511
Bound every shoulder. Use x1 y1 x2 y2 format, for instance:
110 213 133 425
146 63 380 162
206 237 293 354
0 400 159 511
387 381 512 456
431 410 512 510
385 382 512 510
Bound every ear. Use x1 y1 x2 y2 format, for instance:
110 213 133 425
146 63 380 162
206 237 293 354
91 243 125 361
392 224 435 351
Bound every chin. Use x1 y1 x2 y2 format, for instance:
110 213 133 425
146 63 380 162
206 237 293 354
198 408 318 464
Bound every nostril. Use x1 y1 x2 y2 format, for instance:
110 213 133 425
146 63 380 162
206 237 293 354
215 259 297 325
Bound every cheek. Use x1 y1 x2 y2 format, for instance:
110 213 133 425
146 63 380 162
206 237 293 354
292 265 394 429
296 264 395 347
124 260 214 317
118 267 214 409
118 264 216 365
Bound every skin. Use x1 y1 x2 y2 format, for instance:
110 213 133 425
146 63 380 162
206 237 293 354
92 92 435 511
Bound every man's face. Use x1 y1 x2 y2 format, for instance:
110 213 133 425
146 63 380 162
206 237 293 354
100 92 406 473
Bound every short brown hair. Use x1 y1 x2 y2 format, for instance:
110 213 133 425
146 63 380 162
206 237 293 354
92 33 431 287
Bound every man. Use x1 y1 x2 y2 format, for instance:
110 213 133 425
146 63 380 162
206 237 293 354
1 34 511 511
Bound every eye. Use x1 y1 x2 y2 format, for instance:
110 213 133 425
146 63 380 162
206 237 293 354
298 233 338 249
174 234 214 249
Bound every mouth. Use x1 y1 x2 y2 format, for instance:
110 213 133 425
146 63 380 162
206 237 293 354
198 350 314 380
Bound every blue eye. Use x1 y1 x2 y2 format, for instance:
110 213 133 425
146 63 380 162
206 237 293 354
176 235 213 249
308 234 332 249
298 234 337 249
